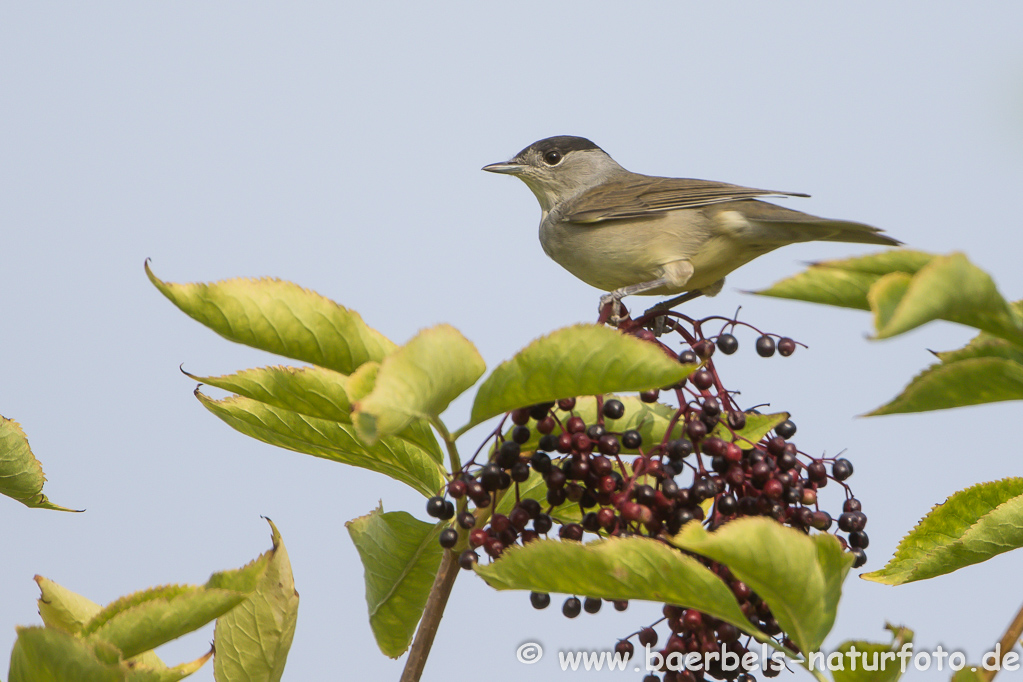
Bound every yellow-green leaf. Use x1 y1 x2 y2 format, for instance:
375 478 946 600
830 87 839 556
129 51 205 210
81 553 269 660
830 624 913 682
863 478 1023 585
214 519 299 682
147 262 395 374
346 507 445 658
868 357 1023 415
0 416 77 512
352 325 485 444
466 325 691 432
196 392 445 496
475 537 767 644
671 518 853 655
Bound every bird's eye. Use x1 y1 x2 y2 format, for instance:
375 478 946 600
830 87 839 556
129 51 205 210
543 150 562 166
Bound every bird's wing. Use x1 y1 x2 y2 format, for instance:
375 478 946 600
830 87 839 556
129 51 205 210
562 176 809 223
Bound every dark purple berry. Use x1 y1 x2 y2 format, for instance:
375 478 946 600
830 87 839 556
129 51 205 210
510 407 531 426
832 458 854 481
694 339 715 359
843 498 862 513
851 548 868 568
716 333 739 355
511 425 531 444
447 480 467 499
778 337 797 357
533 514 553 534
558 397 577 411
480 463 503 491
439 528 458 548
586 423 606 440
638 627 658 647
755 335 776 357
622 429 642 449
640 388 659 403
678 349 699 364
666 438 694 460
538 433 558 452
691 369 714 391
614 640 634 659
529 402 555 420
496 441 520 468
456 511 475 529
602 399 625 420
562 597 582 618
613 599 629 611
583 596 602 614
727 411 747 430
458 549 478 570
686 420 707 440
849 530 869 549
530 451 552 474
530 591 550 609
510 460 531 482
776 419 797 439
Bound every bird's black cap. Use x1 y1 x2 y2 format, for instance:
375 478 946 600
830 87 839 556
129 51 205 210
518 135 602 158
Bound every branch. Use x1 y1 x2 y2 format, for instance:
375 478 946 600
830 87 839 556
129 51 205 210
399 548 461 682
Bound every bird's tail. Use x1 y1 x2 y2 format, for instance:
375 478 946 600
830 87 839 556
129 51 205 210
750 218 902 247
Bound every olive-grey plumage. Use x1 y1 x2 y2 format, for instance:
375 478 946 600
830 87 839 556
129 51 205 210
483 136 900 311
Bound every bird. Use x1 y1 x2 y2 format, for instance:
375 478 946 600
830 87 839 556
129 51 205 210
483 135 900 319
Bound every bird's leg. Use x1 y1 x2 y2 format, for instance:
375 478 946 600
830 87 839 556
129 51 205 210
645 290 705 315
599 277 672 325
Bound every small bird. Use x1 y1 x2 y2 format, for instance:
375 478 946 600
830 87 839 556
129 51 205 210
483 135 900 317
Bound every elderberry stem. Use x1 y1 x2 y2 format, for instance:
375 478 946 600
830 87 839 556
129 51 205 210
399 548 460 682
983 600 1023 681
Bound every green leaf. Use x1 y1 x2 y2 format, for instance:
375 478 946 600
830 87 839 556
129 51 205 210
934 331 1023 365
868 272 912 333
187 366 442 463
475 536 765 643
196 392 446 497
9 627 124 682
670 517 853 655
863 478 1023 585
753 250 935 310
868 357 1023 415
465 325 691 432
830 624 913 682
35 576 102 636
874 253 1023 344
0 416 78 511
352 325 485 444
81 552 269 660
186 365 353 423
214 519 299 682
146 262 395 374
346 507 446 658
709 411 790 447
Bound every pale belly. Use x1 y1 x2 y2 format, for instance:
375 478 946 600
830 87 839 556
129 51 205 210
539 213 762 295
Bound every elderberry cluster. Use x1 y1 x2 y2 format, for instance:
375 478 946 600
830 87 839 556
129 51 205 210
425 311 868 681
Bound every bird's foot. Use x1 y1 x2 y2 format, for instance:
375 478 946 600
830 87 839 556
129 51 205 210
598 293 628 326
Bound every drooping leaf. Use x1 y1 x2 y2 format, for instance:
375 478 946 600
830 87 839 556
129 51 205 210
465 325 691 433
0 416 77 511
753 250 935 310
863 478 1023 585
868 357 1023 415
867 272 912 334
186 365 353 423
9 626 125 682
187 366 442 462
671 517 853 656
80 552 269 660
147 262 395 374
36 577 102 636
196 392 446 497
830 624 913 682
475 536 767 644
346 507 445 658
214 519 299 682
874 253 1023 344
934 331 1023 365
352 325 485 444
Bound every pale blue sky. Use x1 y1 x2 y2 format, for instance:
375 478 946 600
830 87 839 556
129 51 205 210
2 3 1022 680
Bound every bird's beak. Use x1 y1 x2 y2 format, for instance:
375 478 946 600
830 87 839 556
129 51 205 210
482 161 525 175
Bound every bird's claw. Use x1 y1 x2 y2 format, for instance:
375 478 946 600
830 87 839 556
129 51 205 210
598 293 625 325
